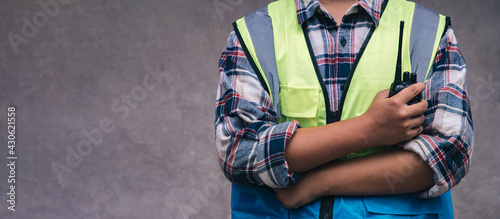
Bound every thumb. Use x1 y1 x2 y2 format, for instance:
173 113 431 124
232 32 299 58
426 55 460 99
374 89 390 101
391 82 425 103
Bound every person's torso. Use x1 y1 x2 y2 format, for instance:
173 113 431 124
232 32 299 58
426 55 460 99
230 0 452 218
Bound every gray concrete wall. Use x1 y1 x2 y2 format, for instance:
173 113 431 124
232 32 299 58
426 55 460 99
0 0 497 218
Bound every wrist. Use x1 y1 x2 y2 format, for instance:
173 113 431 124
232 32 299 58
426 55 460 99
353 114 376 148
305 166 335 197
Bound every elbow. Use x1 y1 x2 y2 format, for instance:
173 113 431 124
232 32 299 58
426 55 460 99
216 155 234 183
449 129 474 187
215 142 257 185
415 134 474 198
214 123 297 187
426 145 473 198
215 144 239 184
216 153 293 188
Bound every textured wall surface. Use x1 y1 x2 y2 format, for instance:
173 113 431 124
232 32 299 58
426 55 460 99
0 0 498 218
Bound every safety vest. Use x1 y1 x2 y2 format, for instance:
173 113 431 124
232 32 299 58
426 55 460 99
231 0 453 218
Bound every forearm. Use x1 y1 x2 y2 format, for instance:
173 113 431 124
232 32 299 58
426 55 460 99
286 85 428 173
307 147 434 196
285 116 373 173
274 147 435 209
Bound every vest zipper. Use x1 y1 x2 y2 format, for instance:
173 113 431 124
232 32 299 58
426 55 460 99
300 2 388 218
336 0 389 121
336 24 376 121
301 23 336 124
302 21 337 219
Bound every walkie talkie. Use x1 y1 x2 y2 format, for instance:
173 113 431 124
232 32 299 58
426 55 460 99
389 21 421 105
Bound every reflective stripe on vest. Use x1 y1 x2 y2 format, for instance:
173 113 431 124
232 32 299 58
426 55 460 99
231 0 450 218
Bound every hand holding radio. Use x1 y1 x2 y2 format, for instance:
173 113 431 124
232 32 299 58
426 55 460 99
360 84 427 147
389 71 422 105
359 21 428 147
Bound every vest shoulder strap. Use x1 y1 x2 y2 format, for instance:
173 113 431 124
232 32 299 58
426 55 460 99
233 5 281 114
410 3 449 81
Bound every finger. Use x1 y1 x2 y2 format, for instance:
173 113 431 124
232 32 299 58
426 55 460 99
273 189 283 202
405 98 428 117
412 126 424 136
392 82 425 104
408 114 425 129
405 126 424 140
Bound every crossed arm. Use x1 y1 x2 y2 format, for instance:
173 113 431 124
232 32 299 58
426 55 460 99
215 27 472 209
274 85 435 209
272 27 473 208
275 147 435 209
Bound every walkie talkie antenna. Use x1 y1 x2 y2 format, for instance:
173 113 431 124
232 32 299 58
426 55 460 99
389 21 421 104
395 21 404 82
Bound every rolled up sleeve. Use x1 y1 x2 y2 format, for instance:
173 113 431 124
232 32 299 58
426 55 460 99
214 32 300 188
402 26 474 198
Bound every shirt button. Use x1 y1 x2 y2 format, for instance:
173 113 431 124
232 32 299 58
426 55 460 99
340 38 347 47
340 84 346 91
330 111 338 122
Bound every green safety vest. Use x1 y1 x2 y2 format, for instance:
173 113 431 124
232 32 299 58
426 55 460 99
231 0 452 218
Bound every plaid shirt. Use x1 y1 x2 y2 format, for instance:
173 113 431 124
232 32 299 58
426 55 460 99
215 0 473 198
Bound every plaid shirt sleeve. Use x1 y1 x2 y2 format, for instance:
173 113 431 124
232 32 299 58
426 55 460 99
214 32 300 188
403 26 474 198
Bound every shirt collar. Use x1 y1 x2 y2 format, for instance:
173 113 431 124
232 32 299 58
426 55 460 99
295 0 385 26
